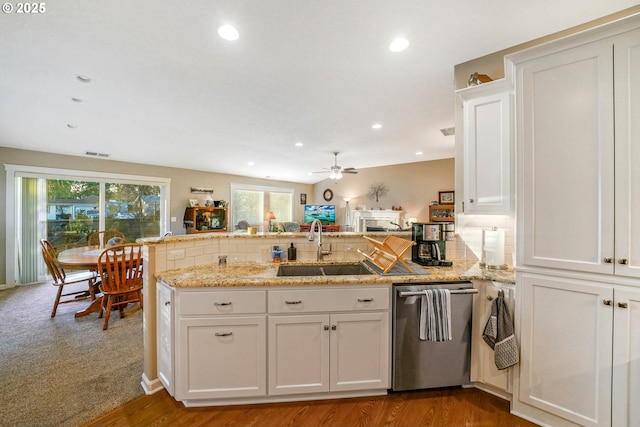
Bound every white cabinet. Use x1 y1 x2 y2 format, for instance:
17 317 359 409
268 287 390 396
159 284 390 405
470 281 514 398
156 281 175 396
457 79 513 214
173 289 267 401
176 315 267 400
508 16 640 427
514 27 640 278
515 273 613 427
515 273 640 427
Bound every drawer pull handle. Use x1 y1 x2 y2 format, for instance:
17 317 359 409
214 302 232 306
618 302 628 309
215 332 233 337
358 298 374 302
285 300 302 305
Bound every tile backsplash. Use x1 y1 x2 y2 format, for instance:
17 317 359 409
452 214 516 267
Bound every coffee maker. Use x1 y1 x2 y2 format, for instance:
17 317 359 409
411 222 453 266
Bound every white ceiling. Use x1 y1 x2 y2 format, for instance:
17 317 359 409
1 1 637 184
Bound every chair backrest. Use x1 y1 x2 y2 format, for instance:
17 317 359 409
40 239 66 284
97 243 143 294
88 230 125 247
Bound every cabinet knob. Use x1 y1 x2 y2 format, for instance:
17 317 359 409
618 302 628 309
214 332 233 337
618 258 629 265
331 325 337 330
164 301 170 306
603 299 613 306
324 325 329 331
469 199 475 204
604 257 613 264
486 296 494 301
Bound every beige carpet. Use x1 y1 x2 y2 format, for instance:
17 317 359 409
0 281 144 426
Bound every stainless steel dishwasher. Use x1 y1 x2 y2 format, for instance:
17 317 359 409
391 281 477 391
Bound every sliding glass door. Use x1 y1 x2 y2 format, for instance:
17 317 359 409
5 165 170 287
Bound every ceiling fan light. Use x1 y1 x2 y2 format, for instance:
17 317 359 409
329 171 336 179
335 171 343 179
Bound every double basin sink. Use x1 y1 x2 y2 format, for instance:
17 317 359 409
277 263 374 277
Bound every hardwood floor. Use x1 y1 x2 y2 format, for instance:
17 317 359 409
84 387 538 427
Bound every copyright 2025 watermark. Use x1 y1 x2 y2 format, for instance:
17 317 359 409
2 2 46 13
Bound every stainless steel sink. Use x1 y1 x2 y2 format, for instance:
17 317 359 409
277 263 374 276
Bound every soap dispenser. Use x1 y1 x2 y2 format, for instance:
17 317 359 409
288 243 297 261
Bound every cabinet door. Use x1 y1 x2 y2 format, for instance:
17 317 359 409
268 314 330 395
330 312 389 392
460 80 513 214
517 39 615 273
156 283 174 396
612 287 640 427
516 273 612 427
614 29 640 278
176 316 266 400
471 282 511 394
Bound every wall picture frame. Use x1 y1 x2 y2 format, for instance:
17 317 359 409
189 199 199 207
300 193 307 205
439 191 454 205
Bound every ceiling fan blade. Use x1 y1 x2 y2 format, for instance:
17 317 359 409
312 170 330 174
343 170 358 174
342 167 357 172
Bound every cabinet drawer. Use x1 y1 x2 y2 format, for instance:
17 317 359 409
179 290 266 315
268 287 389 314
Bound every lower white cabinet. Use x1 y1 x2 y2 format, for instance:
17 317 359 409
268 311 389 395
176 315 267 400
514 272 640 427
470 280 514 398
158 282 390 405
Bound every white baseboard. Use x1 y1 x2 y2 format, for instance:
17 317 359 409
141 373 164 395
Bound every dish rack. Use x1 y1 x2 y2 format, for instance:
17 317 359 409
357 235 416 273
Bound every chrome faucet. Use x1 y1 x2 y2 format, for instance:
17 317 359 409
308 219 331 261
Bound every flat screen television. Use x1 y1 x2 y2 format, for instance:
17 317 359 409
303 205 336 224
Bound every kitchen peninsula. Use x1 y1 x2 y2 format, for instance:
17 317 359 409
139 231 514 407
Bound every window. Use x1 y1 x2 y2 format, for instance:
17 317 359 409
230 183 293 231
5 165 170 286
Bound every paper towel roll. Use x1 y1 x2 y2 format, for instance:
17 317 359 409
482 228 505 268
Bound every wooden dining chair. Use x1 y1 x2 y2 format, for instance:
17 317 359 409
88 230 125 247
40 239 98 317
96 243 144 330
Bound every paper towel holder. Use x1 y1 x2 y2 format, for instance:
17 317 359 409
480 227 507 270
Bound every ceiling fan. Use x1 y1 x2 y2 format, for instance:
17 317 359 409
313 152 358 180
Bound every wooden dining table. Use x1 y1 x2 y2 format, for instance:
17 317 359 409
57 245 108 318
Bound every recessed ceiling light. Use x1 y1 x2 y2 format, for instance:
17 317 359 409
218 25 239 41
248 161 255 166
76 75 92 83
415 151 423 155
440 127 455 136
389 37 409 52
70 97 84 103
372 123 382 129
67 123 79 129
295 142 304 147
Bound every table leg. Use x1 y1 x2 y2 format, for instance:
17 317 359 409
75 294 104 318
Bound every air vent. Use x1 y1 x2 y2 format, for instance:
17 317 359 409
85 151 109 158
440 127 455 136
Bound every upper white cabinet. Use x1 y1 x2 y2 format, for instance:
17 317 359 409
457 79 514 214
512 26 640 278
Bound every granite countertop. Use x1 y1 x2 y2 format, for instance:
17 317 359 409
155 258 515 288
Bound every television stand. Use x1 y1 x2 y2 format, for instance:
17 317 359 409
299 224 340 232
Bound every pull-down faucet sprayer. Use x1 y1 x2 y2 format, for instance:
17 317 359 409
308 219 331 261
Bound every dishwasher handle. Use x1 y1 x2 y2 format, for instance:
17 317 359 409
398 289 478 297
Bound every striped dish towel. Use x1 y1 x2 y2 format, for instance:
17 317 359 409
419 289 452 341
